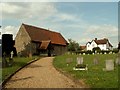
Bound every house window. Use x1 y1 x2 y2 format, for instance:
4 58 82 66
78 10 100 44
92 44 94 47
88 45 89 47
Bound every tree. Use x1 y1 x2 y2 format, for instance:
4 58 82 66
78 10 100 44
118 42 120 50
67 39 79 52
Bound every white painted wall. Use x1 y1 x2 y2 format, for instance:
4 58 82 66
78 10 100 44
86 41 98 51
86 40 112 51
86 43 92 51
91 41 98 48
98 44 106 50
106 42 113 50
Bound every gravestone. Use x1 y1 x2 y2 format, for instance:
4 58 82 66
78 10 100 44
29 53 32 58
77 56 83 65
104 60 114 71
66 58 73 66
95 51 97 54
113 52 115 54
72 53 74 55
115 57 120 65
83 53 85 55
10 51 14 59
67 52 70 55
9 51 14 66
2 52 8 67
93 57 99 65
109 51 112 54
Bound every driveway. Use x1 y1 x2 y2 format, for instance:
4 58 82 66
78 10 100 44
5 57 85 88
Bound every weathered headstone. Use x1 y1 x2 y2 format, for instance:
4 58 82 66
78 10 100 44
67 52 70 55
29 53 32 58
115 57 120 65
109 51 112 54
93 57 99 65
83 53 85 55
10 51 14 59
113 52 115 54
95 51 97 54
104 60 114 71
2 52 8 67
77 56 83 65
119 50 120 53
8 51 14 66
66 58 73 66
72 53 74 55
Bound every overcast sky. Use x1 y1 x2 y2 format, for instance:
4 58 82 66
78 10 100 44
0 0 119 47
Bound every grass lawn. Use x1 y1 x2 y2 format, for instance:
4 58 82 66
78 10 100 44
0 56 39 83
53 54 119 88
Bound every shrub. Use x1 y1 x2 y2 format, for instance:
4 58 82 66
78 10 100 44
92 47 101 53
112 48 119 53
101 50 110 54
86 50 93 54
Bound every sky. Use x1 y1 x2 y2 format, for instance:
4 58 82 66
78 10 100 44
0 0 119 48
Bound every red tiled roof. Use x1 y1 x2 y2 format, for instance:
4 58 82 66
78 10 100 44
22 23 68 45
94 38 113 47
80 46 86 50
94 39 107 45
40 40 51 50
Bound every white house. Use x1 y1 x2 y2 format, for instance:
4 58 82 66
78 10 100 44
86 38 113 51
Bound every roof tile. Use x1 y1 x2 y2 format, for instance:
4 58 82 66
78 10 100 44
22 23 68 45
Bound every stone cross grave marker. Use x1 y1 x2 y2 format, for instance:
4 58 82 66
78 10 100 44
104 60 114 71
77 56 83 65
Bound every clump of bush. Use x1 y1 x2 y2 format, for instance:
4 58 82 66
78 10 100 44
93 47 101 53
112 48 119 53
74 48 119 55
75 50 93 54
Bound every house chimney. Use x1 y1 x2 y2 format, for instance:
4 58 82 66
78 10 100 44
95 38 97 40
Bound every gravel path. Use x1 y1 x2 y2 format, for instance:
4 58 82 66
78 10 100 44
5 57 85 88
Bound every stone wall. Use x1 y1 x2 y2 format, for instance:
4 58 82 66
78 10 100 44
15 25 31 56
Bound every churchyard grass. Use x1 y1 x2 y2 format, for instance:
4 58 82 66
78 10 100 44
1 56 39 82
53 54 119 88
